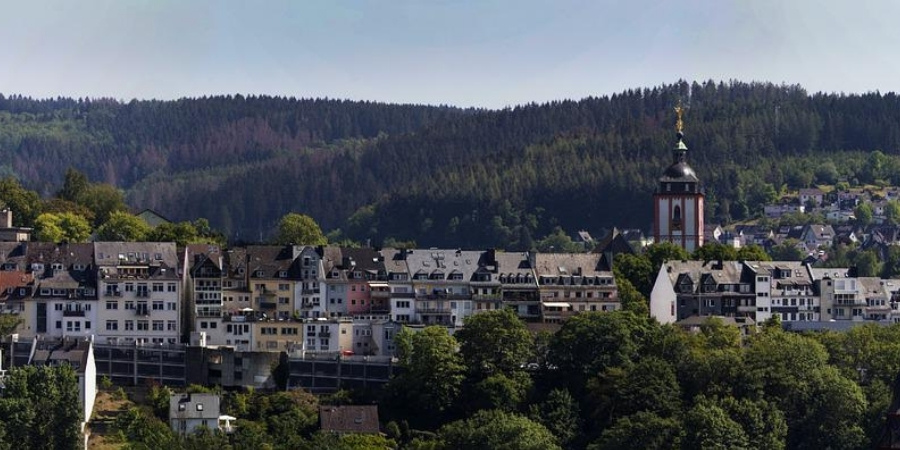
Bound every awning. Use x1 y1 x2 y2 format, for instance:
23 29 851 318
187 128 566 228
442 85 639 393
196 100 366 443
543 302 571 308
368 282 389 288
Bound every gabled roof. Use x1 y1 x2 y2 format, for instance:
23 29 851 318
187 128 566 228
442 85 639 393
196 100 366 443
135 209 171 227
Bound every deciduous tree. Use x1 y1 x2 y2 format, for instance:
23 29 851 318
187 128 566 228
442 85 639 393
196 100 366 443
275 213 327 246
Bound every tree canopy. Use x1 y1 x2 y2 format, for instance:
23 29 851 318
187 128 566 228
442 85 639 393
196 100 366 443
275 213 327 246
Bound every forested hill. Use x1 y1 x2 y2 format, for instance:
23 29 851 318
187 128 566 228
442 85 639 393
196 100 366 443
4 81 900 248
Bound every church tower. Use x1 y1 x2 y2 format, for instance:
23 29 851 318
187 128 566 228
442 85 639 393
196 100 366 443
653 105 704 252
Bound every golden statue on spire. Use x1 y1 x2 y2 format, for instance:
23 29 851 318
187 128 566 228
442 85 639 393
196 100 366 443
674 101 684 134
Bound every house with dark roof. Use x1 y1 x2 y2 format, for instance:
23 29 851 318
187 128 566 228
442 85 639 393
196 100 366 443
319 405 380 434
21 243 97 340
405 249 480 327
494 251 539 321
534 253 617 323
29 338 96 435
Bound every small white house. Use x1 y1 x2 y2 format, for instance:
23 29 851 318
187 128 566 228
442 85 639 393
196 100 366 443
169 393 221 435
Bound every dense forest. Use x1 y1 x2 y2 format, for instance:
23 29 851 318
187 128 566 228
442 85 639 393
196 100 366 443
5 81 900 248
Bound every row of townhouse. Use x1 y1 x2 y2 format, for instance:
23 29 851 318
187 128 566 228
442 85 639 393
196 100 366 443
185 246 620 354
183 245 618 325
651 259 900 325
0 242 621 356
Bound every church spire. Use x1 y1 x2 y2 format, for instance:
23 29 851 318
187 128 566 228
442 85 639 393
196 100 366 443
673 102 688 164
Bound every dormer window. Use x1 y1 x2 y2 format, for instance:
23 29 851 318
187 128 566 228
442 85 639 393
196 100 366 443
279 271 287 278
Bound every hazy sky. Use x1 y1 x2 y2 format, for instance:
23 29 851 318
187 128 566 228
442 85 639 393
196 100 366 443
1 0 898 108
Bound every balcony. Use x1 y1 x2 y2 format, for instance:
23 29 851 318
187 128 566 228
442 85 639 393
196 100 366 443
422 293 469 301
134 307 150 316
136 291 150 298
416 307 452 315
106 291 122 297
472 294 502 302
259 302 277 310
63 309 85 317
370 290 391 299
391 292 416 299
318 331 332 338
369 306 391 314
302 288 320 295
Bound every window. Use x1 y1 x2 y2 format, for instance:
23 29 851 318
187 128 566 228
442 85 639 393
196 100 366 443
106 320 118 331
672 205 682 230
152 321 164 331
167 302 177 311
85 321 91 329
55 303 63 311
278 297 289 305
137 320 149 331
279 283 289 291
167 283 176 292
152 301 164 310
168 321 177 331
56 320 62 329
152 283 163 292
125 301 135 310
125 283 135 292
125 320 134 331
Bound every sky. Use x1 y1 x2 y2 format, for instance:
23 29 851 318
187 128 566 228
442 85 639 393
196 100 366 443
1 0 899 109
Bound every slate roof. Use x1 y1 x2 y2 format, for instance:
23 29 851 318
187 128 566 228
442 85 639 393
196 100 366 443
245 245 298 278
93 242 179 280
493 252 536 287
404 249 483 282
169 393 220 421
663 260 747 293
379 248 409 277
748 261 813 287
338 247 385 280
534 253 610 283
30 339 91 374
24 243 95 291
